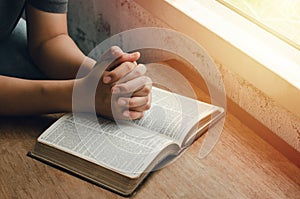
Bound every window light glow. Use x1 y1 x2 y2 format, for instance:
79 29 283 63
166 0 300 89
217 0 300 50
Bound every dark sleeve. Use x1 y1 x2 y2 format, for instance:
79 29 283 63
27 0 68 13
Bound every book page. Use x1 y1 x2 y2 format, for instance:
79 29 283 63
37 87 221 177
38 114 175 178
131 87 221 145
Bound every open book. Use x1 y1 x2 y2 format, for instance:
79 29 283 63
29 87 224 196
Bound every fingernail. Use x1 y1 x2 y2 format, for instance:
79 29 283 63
103 76 111 83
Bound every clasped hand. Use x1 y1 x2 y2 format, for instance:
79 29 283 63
75 46 152 120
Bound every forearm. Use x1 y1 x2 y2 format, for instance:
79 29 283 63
29 34 95 79
0 76 73 115
25 4 95 79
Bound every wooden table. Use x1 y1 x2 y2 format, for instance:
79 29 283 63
1 110 299 199
1 59 299 198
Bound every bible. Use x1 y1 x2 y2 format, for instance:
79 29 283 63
29 86 224 196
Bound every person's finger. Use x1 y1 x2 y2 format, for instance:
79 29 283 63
100 46 140 71
110 46 124 58
131 85 152 97
118 95 151 109
95 46 140 84
105 61 140 84
130 103 151 112
97 46 123 63
107 46 140 66
114 52 140 67
112 76 152 94
122 110 145 120
116 64 147 84
105 51 140 72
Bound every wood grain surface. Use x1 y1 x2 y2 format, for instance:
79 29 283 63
1 63 299 198
0 111 299 199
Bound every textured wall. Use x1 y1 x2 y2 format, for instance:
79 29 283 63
220 64 300 150
67 0 168 54
67 0 300 152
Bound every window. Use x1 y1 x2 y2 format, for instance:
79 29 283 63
217 0 300 50
135 0 300 117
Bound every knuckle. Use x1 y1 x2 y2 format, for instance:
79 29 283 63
136 64 147 76
139 76 148 85
128 98 134 106
119 84 128 93
110 46 122 57
136 112 144 119
108 72 117 80
144 103 151 110
142 76 152 84
109 46 116 53
133 68 143 76
142 86 151 94
123 62 135 71
110 46 117 51
140 64 147 72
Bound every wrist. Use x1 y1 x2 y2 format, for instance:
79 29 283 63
75 56 96 78
41 80 74 113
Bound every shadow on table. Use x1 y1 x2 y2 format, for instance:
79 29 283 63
0 114 61 139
